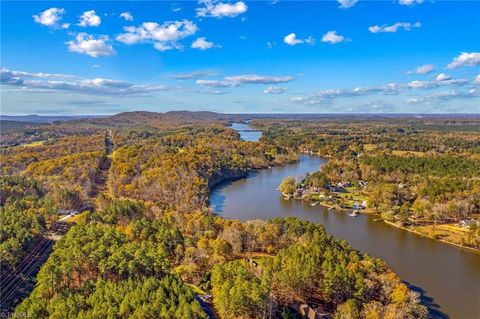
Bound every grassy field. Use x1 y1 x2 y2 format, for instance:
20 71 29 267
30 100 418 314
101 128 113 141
392 150 426 157
364 144 426 157
22 140 45 147
409 223 470 247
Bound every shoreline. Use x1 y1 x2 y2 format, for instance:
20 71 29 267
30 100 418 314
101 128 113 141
283 194 480 254
213 138 480 254
382 219 480 254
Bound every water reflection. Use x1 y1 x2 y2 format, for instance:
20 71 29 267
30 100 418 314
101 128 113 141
211 154 480 319
230 123 262 142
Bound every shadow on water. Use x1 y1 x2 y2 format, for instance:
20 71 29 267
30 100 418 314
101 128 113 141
404 281 449 319
210 171 260 213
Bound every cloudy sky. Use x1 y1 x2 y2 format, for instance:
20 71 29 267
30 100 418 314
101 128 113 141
1 0 479 114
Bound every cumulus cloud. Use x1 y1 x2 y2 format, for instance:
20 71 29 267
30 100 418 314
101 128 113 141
116 20 197 51
33 8 69 29
407 64 435 74
321 31 348 44
263 86 288 94
78 10 101 27
369 22 421 33
436 73 451 81
338 0 358 9
191 37 215 50
399 0 424 6
119 12 133 21
1 67 173 96
447 52 480 69
284 33 302 46
283 33 314 46
196 0 247 18
67 33 115 57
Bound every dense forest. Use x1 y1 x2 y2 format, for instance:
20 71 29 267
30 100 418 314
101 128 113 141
3 111 477 318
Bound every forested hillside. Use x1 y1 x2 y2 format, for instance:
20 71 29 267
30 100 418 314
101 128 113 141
1 112 454 318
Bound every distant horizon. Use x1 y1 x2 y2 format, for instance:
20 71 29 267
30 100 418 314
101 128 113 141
2 111 480 117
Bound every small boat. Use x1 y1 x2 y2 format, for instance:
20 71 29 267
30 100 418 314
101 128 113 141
348 210 359 217
328 207 334 211
310 201 319 206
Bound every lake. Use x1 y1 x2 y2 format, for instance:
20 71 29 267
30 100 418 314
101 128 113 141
211 124 480 319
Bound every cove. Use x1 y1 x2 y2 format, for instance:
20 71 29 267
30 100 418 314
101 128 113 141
210 124 480 319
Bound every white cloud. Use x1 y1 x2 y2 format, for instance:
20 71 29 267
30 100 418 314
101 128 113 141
283 33 313 46
353 83 403 95
196 0 248 18
119 12 133 21
196 74 294 88
1 67 173 96
407 80 437 89
199 89 227 95
1 67 73 85
369 22 421 33
407 64 435 74
338 0 358 9
284 33 302 45
407 89 480 104
291 77 470 105
475 74 480 85
173 70 216 79
153 42 183 52
264 86 288 94
196 79 235 87
78 10 101 27
305 37 315 45
33 8 69 29
447 52 480 69
116 20 197 51
436 73 451 81
191 37 215 50
224 74 293 84
399 0 424 6
321 31 347 44
67 33 115 57
407 79 467 89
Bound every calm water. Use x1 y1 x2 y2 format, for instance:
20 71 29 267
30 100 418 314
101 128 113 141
211 124 480 319
230 122 262 142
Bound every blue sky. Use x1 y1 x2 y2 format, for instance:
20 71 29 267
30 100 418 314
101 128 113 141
1 0 479 114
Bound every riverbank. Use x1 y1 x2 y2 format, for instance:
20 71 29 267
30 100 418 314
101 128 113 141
383 220 480 254
282 187 480 253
